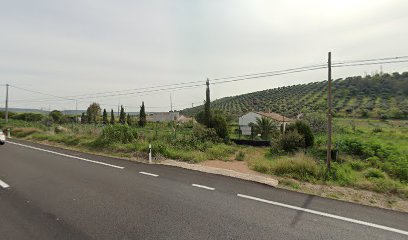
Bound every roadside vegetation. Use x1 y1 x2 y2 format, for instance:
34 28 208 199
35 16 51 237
1 73 407 203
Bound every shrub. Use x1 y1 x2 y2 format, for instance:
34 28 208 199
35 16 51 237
330 163 359 186
372 127 382 133
12 127 42 138
364 168 386 179
269 154 319 181
303 112 327 133
97 124 138 145
235 151 245 161
286 121 314 147
11 113 44 122
191 125 221 143
349 161 367 171
278 130 305 152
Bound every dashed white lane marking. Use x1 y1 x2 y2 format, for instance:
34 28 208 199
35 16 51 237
139 172 159 177
192 184 215 191
0 179 10 189
8 141 124 169
237 194 408 236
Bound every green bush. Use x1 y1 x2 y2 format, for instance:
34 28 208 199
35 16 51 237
349 161 367 171
364 168 386 179
235 151 245 161
97 124 138 145
286 121 314 147
278 130 305 152
11 113 44 122
269 155 319 181
330 163 359 186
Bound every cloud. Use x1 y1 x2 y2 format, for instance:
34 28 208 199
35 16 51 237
0 0 407 111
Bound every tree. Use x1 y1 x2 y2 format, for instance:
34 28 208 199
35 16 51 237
286 121 314 147
138 101 147 127
211 112 229 140
303 112 327 133
110 109 115 125
102 109 108 124
254 117 276 140
119 105 126 124
126 113 132 125
49 110 63 123
204 79 211 127
81 112 87 124
86 103 101 124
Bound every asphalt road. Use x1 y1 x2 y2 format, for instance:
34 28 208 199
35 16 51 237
0 139 407 240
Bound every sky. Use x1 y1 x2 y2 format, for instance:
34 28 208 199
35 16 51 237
1 0 408 112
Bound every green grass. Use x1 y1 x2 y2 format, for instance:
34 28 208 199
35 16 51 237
3 118 408 199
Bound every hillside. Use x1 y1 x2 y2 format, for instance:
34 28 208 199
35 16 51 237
181 72 408 119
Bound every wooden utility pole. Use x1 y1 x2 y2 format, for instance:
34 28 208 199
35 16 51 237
326 52 332 171
5 84 9 123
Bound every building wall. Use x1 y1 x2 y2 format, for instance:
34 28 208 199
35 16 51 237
239 112 261 136
151 112 180 122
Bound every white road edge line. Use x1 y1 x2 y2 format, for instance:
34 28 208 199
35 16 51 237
7 141 124 169
139 172 159 177
237 194 408 236
192 184 215 191
0 179 10 189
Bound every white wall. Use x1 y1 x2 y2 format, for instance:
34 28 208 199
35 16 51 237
239 112 262 135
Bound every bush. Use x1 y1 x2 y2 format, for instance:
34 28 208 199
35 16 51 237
303 112 327 133
97 124 138 145
191 125 221 143
235 151 245 161
349 161 367 171
364 168 386 179
278 130 305 152
12 127 42 138
372 127 382 133
330 163 359 186
11 113 44 122
286 121 314 147
267 154 319 181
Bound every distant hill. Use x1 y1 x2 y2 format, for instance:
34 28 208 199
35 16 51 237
181 72 408 119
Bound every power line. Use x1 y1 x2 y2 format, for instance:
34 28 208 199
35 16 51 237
332 55 408 65
332 59 408 68
211 63 327 81
212 66 327 85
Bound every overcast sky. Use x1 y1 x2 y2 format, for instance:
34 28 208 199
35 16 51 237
1 0 408 112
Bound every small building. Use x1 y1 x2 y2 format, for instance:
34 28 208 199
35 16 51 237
238 111 294 135
150 112 180 122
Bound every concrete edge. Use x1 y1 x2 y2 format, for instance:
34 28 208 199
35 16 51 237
158 160 279 187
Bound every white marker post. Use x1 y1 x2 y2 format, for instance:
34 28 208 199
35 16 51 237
7 128 10 138
148 144 152 164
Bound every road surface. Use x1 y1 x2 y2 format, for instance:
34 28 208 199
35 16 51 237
0 139 407 240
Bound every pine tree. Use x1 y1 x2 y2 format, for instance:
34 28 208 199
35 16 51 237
204 78 211 127
138 101 146 127
126 113 132 125
119 105 126 124
110 109 115 125
102 109 108 124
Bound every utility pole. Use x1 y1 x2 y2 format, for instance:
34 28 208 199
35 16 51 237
327 52 332 171
170 93 173 112
5 84 9 123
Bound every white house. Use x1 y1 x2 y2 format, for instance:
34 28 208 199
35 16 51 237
150 112 180 122
238 111 294 135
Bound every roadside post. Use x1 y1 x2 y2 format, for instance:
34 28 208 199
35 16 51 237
149 144 152 164
7 128 10 138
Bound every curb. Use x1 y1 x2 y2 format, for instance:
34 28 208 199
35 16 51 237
158 160 279 187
